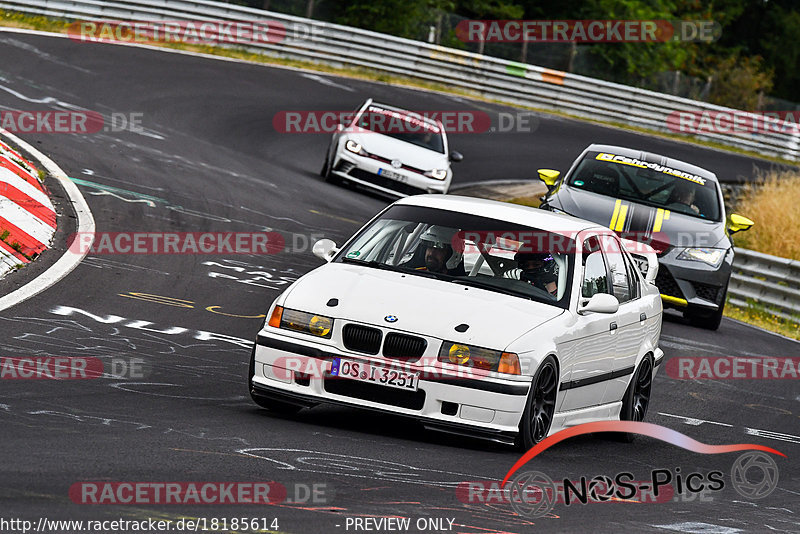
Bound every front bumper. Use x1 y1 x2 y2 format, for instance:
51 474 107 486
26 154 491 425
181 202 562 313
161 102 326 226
250 331 530 444
654 249 732 312
331 152 450 197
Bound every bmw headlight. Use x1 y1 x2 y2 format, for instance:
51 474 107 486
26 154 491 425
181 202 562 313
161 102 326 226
345 139 367 155
269 306 333 338
425 168 448 180
677 248 726 268
438 342 520 375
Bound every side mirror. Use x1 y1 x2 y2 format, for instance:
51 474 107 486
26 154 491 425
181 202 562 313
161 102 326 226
312 239 338 262
728 213 754 235
449 151 464 163
578 293 620 315
538 169 561 188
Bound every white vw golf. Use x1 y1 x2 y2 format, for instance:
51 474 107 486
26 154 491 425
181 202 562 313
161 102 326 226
320 99 463 197
249 195 664 448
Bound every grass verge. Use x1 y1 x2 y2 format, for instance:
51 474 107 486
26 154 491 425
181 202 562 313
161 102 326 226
1 9 798 167
724 300 800 341
506 195 542 208
732 169 800 260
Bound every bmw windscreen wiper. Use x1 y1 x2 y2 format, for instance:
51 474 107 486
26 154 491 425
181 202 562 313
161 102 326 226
340 257 399 271
340 256 432 275
342 257 462 281
449 277 533 300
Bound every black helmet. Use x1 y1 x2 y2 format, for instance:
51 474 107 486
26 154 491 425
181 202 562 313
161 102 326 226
514 251 552 265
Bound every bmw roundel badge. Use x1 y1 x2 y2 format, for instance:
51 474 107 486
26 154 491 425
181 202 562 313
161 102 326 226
384 315 398 323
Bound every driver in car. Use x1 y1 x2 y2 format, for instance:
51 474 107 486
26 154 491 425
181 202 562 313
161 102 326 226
504 251 558 296
411 225 464 275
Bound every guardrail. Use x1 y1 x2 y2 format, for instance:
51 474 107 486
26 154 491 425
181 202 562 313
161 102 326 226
2 0 799 162
730 248 800 322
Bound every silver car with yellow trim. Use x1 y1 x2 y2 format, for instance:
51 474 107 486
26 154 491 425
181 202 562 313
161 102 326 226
538 144 754 330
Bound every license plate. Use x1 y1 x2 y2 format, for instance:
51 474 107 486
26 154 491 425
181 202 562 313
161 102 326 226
378 168 406 182
330 357 419 391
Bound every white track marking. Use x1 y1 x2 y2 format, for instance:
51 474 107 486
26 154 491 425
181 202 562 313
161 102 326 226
0 129 95 312
301 73 355 92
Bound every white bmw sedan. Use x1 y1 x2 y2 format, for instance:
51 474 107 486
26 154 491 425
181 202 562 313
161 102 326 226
320 99 463 197
249 195 664 448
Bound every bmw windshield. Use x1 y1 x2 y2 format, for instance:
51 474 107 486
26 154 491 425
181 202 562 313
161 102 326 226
568 151 721 221
334 205 575 309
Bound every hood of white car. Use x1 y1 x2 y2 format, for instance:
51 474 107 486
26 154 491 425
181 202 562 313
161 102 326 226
348 132 449 171
283 263 563 350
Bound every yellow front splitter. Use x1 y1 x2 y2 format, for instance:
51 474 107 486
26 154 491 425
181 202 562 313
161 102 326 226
661 294 688 308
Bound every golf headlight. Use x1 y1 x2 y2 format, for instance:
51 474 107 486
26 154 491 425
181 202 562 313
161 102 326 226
677 248 726 267
426 168 448 180
279 308 333 338
345 140 366 155
438 342 520 375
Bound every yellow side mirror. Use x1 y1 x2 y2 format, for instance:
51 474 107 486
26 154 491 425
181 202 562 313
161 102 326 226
538 169 561 187
728 213 754 234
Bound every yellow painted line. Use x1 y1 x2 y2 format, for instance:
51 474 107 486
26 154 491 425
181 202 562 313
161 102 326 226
614 204 628 232
609 199 622 229
661 294 688 307
664 210 671 220
119 292 195 308
653 208 665 232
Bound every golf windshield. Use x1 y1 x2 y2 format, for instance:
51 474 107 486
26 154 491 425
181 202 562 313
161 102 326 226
569 151 721 221
335 205 575 309
355 106 445 153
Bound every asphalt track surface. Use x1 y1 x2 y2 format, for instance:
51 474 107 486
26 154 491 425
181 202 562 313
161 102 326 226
1 32 799 534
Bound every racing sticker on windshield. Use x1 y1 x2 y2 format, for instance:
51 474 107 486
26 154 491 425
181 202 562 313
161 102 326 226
596 152 707 185
365 106 441 133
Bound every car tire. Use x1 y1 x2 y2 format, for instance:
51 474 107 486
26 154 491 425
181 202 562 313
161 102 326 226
320 151 340 184
617 355 654 442
517 356 558 450
684 288 726 331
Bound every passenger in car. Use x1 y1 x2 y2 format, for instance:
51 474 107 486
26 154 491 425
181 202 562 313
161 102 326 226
504 252 558 296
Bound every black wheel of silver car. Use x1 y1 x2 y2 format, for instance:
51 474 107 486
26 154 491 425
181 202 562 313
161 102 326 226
320 150 340 184
320 153 331 177
618 355 653 442
518 356 558 450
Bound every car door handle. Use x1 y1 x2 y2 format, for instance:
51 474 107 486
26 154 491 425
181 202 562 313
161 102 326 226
609 322 618 331
640 313 647 322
